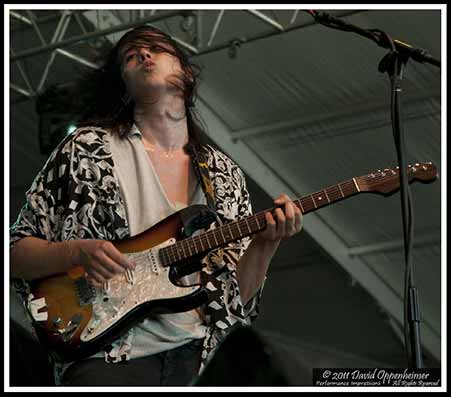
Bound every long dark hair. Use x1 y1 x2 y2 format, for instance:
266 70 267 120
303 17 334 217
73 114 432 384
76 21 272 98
75 25 206 150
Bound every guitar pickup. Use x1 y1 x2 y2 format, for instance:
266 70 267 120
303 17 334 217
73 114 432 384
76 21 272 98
125 268 135 284
75 277 97 306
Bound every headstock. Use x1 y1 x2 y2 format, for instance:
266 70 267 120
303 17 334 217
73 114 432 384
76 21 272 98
357 162 438 194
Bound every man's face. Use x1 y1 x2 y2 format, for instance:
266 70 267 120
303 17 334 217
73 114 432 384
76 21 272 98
119 34 185 101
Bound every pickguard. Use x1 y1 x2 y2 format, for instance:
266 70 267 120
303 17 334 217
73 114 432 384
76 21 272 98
80 238 197 341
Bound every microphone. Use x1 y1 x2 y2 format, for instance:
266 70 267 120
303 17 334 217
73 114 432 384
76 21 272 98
305 10 440 67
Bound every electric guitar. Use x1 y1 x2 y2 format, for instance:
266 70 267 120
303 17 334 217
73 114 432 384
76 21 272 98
27 162 438 362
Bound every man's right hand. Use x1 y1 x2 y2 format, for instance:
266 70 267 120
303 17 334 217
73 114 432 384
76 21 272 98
72 240 136 285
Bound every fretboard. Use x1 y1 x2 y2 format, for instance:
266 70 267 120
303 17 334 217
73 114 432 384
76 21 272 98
159 177 360 266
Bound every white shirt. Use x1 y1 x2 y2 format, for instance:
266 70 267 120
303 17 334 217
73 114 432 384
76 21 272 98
106 124 207 358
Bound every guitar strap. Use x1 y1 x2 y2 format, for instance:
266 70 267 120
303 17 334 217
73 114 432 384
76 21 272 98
189 143 216 211
188 143 217 321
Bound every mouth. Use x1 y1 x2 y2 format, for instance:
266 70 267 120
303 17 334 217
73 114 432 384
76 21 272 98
142 61 155 70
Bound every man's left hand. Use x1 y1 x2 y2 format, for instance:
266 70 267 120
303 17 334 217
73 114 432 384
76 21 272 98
255 193 303 243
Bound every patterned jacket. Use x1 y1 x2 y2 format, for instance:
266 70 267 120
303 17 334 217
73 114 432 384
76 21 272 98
10 126 264 381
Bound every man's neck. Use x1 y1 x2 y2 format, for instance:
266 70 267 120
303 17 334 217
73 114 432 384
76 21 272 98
133 94 189 151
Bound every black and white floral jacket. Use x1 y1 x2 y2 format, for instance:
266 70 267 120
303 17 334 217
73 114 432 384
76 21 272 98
10 126 264 379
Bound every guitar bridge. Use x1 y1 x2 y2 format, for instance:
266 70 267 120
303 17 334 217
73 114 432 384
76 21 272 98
53 314 83 342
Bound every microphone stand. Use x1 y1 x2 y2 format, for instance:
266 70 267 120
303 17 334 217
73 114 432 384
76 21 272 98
377 47 423 369
305 10 440 369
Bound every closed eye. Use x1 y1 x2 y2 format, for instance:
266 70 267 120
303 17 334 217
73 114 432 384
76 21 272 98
125 53 137 62
150 45 166 53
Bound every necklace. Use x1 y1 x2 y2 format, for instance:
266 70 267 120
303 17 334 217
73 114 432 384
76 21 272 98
143 143 185 159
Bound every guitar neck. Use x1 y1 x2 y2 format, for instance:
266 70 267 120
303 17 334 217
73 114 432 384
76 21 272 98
160 177 361 266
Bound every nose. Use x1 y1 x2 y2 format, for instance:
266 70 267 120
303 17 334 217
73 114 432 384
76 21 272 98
137 49 151 63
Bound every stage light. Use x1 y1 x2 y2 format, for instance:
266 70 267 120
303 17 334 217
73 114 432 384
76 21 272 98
66 124 78 135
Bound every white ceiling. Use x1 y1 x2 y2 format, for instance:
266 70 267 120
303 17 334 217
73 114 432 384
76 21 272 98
8 7 444 372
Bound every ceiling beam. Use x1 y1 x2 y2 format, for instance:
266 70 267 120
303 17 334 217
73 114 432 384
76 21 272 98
207 10 225 47
246 10 284 32
230 91 441 142
10 83 32 97
348 231 441 256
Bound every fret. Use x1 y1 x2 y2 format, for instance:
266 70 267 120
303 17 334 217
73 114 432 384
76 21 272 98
197 235 205 252
191 239 197 255
310 194 318 209
227 223 235 241
170 245 179 262
234 222 241 238
248 217 255 231
219 226 227 244
244 218 252 234
172 246 179 262
323 188 331 204
254 215 262 229
299 197 309 214
223 225 230 241
337 183 345 198
236 220 244 237
191 237 202 255
181 244 187 259
204 234 212 249
352 177 361 192
185 239 193 257
177 244 185 260
190 239 197 256
212 230 219 246
297 200 304 213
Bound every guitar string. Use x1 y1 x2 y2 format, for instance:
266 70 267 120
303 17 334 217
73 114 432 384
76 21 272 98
161 167 431 265
163 180 359 264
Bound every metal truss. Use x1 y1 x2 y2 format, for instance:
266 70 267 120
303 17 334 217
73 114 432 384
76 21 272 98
9 9 363 104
